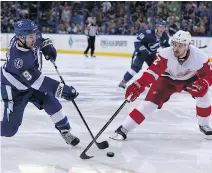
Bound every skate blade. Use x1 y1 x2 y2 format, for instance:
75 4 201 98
71 143 82 149
204 134 212 140
109 134 125 141
116 86 126 91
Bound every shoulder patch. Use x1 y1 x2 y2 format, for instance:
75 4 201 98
146 29 152 34
14 58 23 69
138 33 145 39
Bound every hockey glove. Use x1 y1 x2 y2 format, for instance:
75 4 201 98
42 38 57 62
55 83 79 101
186 78 209 97
125 81 145 102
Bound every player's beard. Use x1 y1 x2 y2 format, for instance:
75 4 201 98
174 51 181 58
174 47 187 59
174 47 189 64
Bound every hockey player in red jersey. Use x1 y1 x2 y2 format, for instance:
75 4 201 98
111 30 212 140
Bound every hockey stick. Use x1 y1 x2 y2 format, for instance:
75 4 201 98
199 45 207 49
51 60 109 150
80 98 130 159
0 59 6 61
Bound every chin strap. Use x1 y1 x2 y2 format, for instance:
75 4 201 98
155 29 162 37
17 35 29 49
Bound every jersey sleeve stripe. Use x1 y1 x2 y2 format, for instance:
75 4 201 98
31 74 45 90
5 85 14 112
146 69 159 79
128 69 137 76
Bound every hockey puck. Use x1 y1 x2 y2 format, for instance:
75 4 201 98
107 152 114 157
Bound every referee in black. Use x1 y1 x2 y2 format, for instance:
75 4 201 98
84 17 98 58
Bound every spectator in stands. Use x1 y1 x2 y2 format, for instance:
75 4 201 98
102 1 111 13
72 23 79 34
1 1 211 36
168 17 179 36
61 2 71 23
190 25 200 36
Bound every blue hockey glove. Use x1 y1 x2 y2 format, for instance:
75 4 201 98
42 38 57 61
55 83 79 101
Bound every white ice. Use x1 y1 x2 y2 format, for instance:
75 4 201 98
1 53 212 173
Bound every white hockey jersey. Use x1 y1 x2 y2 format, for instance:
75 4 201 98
145 45 212 83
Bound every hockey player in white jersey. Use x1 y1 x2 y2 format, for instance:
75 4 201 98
111 30 212 140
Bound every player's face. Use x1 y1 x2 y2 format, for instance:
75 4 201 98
173 42 187 58
157 26 166 35
25 33 36 48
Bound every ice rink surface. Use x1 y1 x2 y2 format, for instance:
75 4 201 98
1 53 212 173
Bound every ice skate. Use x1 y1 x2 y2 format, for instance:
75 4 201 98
91 54 96 58
110 125 128 140
199 125 212 140
56 127 80 146
118 80 127 89
84 53 88 58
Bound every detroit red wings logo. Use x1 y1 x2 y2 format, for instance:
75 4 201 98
167 69 192 77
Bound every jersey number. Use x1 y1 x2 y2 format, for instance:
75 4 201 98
153 56 161 65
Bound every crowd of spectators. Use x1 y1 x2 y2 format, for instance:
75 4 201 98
1 1 212 36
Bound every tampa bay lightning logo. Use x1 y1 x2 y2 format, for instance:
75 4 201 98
69 36 73 47
14 58 23 69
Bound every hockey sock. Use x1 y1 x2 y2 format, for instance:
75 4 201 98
123 69 137 82
122 101 158 132
123 109 145 132
50 109 70 130
195 91 211 126
196 106 211 126
55 116 70 130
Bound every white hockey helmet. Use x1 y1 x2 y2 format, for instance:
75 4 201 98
172 30 191 45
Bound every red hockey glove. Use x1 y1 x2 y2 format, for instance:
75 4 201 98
125 72 156 102
125 81 145 102
186 78 209 97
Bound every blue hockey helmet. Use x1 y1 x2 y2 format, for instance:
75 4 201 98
156 19 167 27
14 19 38 37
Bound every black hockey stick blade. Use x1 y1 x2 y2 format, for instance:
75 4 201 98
97 140 109 149
80 140 109 159
199 45 207 49
80 151 94 159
